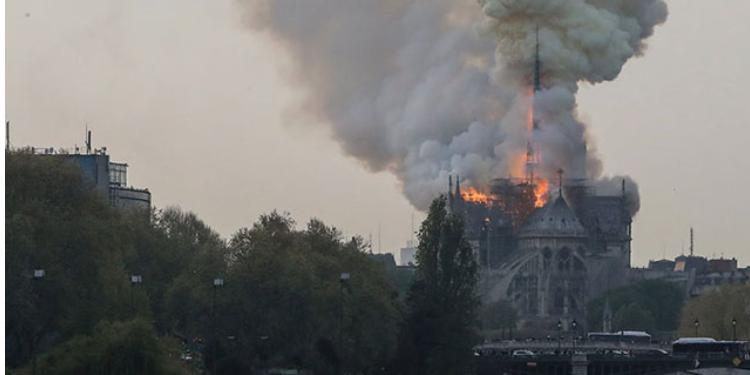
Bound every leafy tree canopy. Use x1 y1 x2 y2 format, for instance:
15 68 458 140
26 319 184 375
588 279 684 333
396 196 479 375
5 151 406 374
678 285 750 340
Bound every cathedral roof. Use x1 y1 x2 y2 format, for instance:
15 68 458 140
518 196 587 239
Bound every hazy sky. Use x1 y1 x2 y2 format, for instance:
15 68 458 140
7 0 750 266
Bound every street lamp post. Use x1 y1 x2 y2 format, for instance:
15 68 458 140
31 268 45 375
212 277 224 375
732 318 737 341
130 274 142 315
339 272 350 375
571 320 578 352
694 319 700 337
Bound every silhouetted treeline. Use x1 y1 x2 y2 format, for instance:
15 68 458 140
6 152 480 375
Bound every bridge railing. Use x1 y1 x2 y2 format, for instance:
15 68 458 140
476 340 667 353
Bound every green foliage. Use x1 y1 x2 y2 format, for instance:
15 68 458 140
391 267 416 300
678 285 750 340
211 214 400 373
5 152 401 374
6 153 133 367
612 303 656 333
396 196 479 375
5 153 223 371
587 279 684 333
29 319 184 375
130 207 227 335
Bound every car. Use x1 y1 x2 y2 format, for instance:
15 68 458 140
512 349 536 357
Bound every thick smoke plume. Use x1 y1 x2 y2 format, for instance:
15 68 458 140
243 0 667 214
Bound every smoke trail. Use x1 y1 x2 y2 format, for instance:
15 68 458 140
242 0 666 213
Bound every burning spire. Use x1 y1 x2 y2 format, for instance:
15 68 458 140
525 26 542 184
533 26 542 97
524 141 537 183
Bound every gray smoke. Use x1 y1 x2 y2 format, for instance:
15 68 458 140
242 0 667 214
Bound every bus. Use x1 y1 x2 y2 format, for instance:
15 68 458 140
672 338 748 357
588 331 652 344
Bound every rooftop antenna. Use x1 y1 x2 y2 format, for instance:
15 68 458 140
689 227 694 257
85 125 92 154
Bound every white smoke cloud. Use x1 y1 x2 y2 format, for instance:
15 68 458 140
479 0 667 214
241 0 667 213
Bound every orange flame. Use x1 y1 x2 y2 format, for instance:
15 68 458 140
533 178 549 207
461 187 491 205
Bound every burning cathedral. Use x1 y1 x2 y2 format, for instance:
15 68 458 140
449 31 635 335
250 0 669 336
450 175 632 334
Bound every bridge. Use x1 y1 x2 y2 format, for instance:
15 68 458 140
475 341 750 375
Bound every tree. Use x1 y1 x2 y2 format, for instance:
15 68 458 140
678 285 750 340
613 303 656 333
207 213 399 374
398 196 479 375
588 279 684 333
6 153 133 367
29 319 184 375
132 207 228 335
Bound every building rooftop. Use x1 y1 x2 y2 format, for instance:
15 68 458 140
518 196 587 239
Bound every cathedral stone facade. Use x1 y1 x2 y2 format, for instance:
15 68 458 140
449 177 632 336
